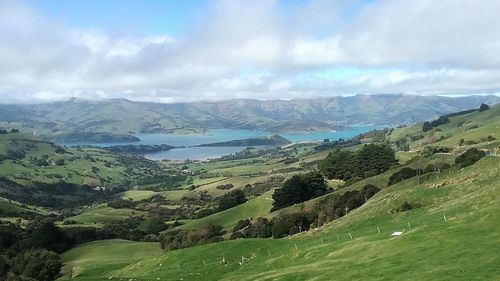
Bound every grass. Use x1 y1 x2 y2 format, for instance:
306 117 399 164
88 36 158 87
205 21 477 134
65 205 147 226
391 104 500 150
0 197 47 215
176 190 274 232
117 190 158 201
59 155 500 281
58 240 162 280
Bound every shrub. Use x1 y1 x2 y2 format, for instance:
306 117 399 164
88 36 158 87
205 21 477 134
232 219 250 233
160 224 224 251
388 168 417 185
242 217 272 238
55 158 65 166
271 213 311 238
393 201 422 213
360 184 380 201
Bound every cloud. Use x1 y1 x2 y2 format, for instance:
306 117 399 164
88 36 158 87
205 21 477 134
0 0 499 103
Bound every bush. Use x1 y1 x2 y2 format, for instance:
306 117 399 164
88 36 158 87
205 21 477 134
455 148 486 167
360 184 380 201
388 168 417 185
242 217 272 238
271 213 311 238
393 201 422 213
232 219 250 233
160 224 224 251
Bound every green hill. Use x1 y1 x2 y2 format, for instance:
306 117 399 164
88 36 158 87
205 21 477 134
391 103 500 149
57 105 500 280
59 155 500 280
0 132 176 207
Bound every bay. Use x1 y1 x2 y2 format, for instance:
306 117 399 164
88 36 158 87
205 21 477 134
63 126 385 160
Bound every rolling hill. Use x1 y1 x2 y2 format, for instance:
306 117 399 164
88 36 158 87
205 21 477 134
55 103 500 281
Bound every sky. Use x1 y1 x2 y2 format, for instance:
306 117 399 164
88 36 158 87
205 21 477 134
1 0 500 103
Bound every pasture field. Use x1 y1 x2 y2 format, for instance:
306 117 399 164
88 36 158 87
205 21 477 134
64 205 147 226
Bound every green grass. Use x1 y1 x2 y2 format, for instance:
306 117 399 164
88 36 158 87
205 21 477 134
0 197 47 215
117 190 158 201
176 190 274 232
59 156 500 281
391 104 500 150
192 176 227 187
65 205 147 226
58 240 162 280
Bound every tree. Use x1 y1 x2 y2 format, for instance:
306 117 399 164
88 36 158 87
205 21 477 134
319 150 357 180
479 103 490 112
30 221 72 253
217 189 247 211
320 144 396 181
54 158 65 166
242 217 272 238
272 171 328 211
455 148 486 167
422 121 433 132
138 217 168 234
0 256 8 277
10 249 61 281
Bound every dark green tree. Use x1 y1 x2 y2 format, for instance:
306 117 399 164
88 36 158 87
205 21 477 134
422 121 433 132
479 103 490 112
272 171 328 211
10 249 61 281
217 189 247 211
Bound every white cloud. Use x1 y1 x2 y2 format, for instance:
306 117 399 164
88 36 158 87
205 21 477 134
0 0 500 103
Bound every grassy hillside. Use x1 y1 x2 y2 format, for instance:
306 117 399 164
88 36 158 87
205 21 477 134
177 190 274 232
60 156 500 280
63 205 147 227
0 132 182 207
391 103 500 149
59 240 162 280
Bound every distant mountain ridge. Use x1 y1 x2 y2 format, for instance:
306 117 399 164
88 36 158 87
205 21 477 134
0 94 498 135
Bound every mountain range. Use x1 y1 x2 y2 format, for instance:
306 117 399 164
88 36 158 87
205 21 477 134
0 94 499 136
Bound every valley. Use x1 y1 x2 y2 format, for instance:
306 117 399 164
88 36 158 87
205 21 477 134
1 102 499 280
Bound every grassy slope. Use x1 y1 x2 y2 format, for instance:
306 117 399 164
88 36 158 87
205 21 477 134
0 133 128 186
60 156 500 280
65 205 147 226
59 240 162 280
177 190 274 232
391 104 500 149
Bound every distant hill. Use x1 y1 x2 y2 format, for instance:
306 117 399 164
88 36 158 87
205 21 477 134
197 134 291 147
0 94 498 136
